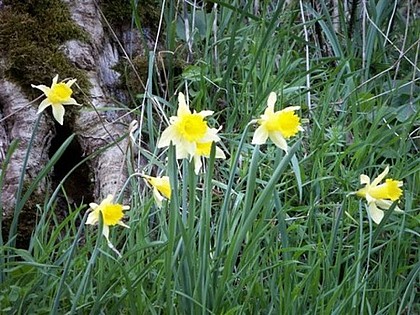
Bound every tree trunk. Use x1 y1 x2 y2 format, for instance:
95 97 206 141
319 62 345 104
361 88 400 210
0 0 149 246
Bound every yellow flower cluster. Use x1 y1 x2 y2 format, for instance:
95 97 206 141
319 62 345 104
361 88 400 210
152 91 404 224
30 76 405 254
142 91 304 208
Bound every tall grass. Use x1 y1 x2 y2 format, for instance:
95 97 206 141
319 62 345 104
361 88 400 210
1 0 419 314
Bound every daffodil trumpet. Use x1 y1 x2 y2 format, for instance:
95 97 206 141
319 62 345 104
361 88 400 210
142 175 171 208
86 194 130 257
355 166 403 224
252 92 303 152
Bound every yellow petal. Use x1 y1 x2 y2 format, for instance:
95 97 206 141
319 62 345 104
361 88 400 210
118 221 130 229
283 106 301 112
101 194 114 205
157 125 178 148
175 144 190 159
375 199 393 209
102 224 110 241
266 92 277 113
62 98 79 105
198 110 214 117
194 155 203 174
376 199 404 213
386 179 403 200
154 177 171 199
66 78 77 87
215 146 226 159
177 92 191 116
269 131 288 152
200 127 221 143
89 202 99 209
32 84 51 95
86 210 99 225
360 174 371 185
51 104 65 125
252 125 269 145
367 202 384 224
153 188 164 208
37 99 52 114
371 165 389 187
52 74 59 85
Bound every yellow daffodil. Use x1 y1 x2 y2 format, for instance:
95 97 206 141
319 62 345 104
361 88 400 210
355 166 403 224
193 141 226 174
31 74 80 125
252 92 303 152
157 92 221 159
142 175 171 208
86 194 130 256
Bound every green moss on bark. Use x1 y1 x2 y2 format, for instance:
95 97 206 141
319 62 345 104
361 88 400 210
113 55 186 102
0 0 90 98
101 0 161 30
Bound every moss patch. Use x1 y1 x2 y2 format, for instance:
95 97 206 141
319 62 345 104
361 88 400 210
101 0 162 31
114 54 187 103
0 0 90 98
113 55 149 98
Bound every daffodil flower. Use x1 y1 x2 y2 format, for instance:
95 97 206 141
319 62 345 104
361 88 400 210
193 141 226 174
355 166 403 224
142 175 171 208
86 194 130 256
31 74 80 125
252 92 303 152
157 92 221 159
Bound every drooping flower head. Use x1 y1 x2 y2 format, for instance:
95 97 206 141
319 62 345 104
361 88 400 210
142 175 171 208
252 92 303 152
193 141 226 174
31 74 80 125
157 92 221 159
86 194 130 256
355 166 403 224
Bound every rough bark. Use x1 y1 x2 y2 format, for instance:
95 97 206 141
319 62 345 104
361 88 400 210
0 0 148 246
63 0 131 200
0 79 53 216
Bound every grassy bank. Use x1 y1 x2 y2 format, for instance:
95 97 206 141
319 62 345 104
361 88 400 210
1 1 419 314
